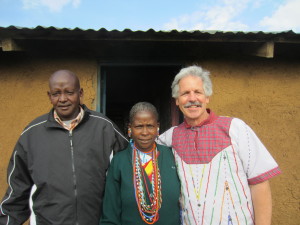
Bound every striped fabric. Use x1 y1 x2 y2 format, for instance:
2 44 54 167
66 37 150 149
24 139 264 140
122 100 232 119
54 106 84 131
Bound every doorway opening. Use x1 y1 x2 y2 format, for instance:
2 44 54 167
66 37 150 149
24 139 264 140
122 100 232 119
99 65 182 136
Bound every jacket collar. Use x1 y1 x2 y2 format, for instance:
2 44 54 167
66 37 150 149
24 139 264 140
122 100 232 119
46 104 91 129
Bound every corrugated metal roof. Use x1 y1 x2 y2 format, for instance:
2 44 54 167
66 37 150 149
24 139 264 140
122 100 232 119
0 26 299 43
0 25 296 34
1 26 300 59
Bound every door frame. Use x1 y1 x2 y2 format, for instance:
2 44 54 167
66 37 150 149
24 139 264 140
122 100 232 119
97 62 183 126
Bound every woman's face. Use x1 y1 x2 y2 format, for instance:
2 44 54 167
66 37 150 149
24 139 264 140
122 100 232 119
129 111 159 152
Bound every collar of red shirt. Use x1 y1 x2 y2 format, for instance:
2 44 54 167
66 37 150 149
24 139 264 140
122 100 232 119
184 109 218 128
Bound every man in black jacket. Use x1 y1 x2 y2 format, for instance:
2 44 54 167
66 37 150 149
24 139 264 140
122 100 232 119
0 70 128 225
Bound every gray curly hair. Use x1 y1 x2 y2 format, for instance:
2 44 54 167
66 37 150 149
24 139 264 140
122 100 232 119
171 65 213 98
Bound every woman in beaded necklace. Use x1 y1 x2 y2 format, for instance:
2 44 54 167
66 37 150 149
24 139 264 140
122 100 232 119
100 102 181 225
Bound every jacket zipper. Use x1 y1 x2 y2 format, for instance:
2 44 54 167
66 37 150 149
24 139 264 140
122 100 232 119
69 130 79 225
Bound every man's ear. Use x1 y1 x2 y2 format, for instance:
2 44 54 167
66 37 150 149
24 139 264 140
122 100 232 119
206 96 210 104
79 88 84 105
79 88 84 97
47 91 51 101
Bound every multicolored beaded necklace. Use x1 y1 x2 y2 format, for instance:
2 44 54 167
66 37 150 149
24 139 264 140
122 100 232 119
131 141 162 224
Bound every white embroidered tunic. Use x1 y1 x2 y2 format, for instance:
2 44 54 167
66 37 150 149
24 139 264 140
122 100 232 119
157 111 281 225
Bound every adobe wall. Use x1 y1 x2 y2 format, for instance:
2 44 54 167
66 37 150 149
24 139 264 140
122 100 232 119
200 58 300 225
0 55 98 219
0 56 299 224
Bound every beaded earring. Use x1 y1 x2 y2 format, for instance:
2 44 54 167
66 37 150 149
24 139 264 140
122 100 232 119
157 128 159 136
128 128 131 137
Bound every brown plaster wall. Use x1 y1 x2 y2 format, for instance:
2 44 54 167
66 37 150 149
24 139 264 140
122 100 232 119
199 58 300 225
0 56 299 224
0 56 98 213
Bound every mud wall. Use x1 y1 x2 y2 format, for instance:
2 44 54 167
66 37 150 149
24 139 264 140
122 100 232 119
0 55 98 224
0 55 299 224
199 58 300 225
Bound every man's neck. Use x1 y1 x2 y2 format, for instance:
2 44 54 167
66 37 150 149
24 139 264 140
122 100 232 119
54 106 84 131
185 110 210 127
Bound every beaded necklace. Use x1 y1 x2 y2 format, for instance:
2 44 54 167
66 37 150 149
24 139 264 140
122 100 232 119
132 141 162 224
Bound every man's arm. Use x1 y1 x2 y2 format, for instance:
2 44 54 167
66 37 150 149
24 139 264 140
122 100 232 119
0 142 33 225
112 123 128 154
156 127 175 147
249 180 272 225
100 157 122 225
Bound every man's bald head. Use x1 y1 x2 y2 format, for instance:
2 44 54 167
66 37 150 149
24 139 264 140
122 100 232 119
49 70 80 90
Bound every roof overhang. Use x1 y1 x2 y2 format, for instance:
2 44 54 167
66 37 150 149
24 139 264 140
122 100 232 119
1 26 300 59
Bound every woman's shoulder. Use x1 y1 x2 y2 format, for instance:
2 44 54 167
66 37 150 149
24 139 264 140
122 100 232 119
112 145 131 161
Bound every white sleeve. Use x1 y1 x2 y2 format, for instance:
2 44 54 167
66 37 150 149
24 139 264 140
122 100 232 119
156 127 176 147
229 118 280 184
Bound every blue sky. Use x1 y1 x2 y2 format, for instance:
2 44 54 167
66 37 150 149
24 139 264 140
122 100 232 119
1 0 299 32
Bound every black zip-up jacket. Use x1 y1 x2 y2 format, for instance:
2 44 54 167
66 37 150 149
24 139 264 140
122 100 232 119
0 105 128 225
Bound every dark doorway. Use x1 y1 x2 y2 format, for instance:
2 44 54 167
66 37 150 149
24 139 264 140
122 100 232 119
99 65 181 136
